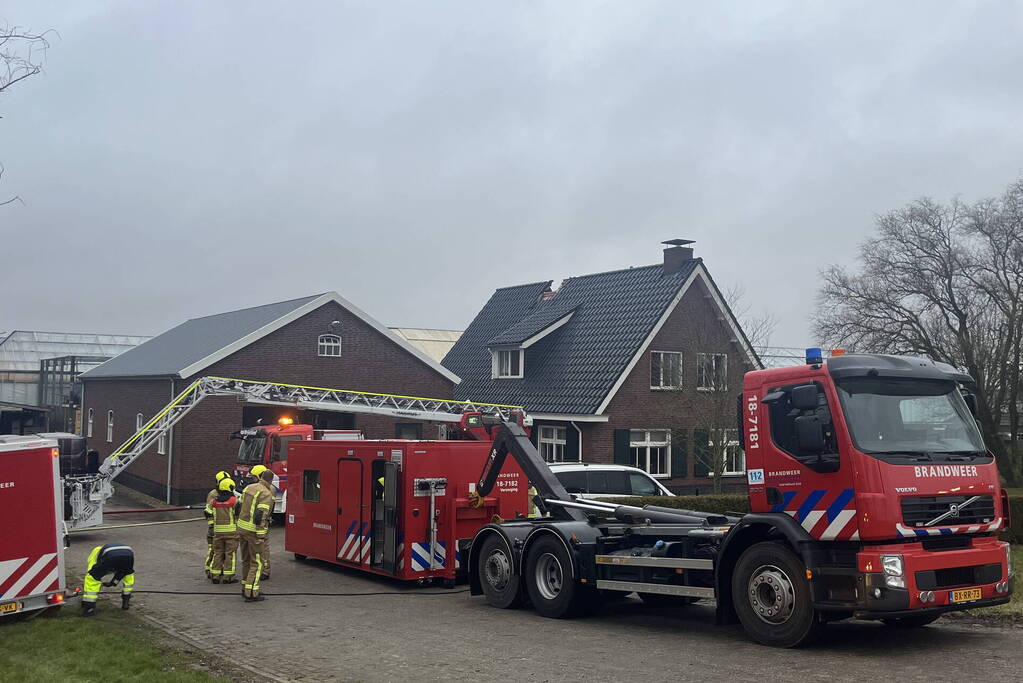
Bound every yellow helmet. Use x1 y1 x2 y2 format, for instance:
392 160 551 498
218 478 235 492
250 465 268 478
215 470 229 482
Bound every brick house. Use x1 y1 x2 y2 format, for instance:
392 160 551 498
442 242 761 494
80 292 460 503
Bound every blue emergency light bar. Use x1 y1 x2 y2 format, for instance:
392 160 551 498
805 347 823 365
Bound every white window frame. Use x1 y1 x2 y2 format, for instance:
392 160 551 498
87 408 94 438
629 429 671 478
538 425 572 462
709 428 745 476
106 410 114 443
491 348 524 379
318 334 341 357
697 353 728 391
650 350 683 389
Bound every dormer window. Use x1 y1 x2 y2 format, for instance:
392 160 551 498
492 348 523 379
318 334 341 357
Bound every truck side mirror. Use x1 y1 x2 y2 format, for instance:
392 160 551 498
963 393 979 418
790 384 819 411
794 414 825 454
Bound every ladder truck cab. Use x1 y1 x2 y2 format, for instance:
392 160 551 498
466 352 1013 648
232 419 364 514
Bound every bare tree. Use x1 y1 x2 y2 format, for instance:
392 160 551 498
1 22 52 206
815 179 1023 485
674 285 774 493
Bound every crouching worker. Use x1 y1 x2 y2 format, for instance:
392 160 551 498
210 477 240 583
82 543 135 616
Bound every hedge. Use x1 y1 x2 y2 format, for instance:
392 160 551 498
598 493 1023 544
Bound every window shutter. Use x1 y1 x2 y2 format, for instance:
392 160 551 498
693 429 710 477
564 425 580 462
671 430 687 478
613 429 631 466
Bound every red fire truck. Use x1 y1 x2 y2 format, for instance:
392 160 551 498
465 352 1013 647
285 436 529 583
0 436 68 617
233 419 364 513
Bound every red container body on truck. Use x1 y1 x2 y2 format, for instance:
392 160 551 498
0 436 67 617
285 439 529 583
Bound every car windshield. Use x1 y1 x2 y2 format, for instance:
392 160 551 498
836 377 985 455
236 434 267 465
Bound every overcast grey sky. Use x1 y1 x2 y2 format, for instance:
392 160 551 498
3 1 1022 352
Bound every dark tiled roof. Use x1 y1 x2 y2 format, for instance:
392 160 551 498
442 261 701 413
488 305 577 346
81 294 324 378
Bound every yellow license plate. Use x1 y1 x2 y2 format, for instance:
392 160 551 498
949 588 983 603
0 601 21 615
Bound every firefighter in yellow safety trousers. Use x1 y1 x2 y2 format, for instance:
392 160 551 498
81 543 135 616
210 477 240 583
237 464 274 601
204 470 229 578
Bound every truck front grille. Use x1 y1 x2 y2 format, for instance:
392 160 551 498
901 495 995 527
915 563 1002 590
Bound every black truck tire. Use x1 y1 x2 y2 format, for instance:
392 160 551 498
477 534 522 609
732 541 823 648
881 615 940 628
524 535 599 618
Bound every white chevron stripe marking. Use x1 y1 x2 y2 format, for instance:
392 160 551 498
5 554 54 599
820 509 856 540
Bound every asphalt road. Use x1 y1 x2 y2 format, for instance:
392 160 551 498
68 499 1020 682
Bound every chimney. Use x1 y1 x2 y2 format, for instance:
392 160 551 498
662 239 695 274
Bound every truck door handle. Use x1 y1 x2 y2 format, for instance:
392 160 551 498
338 508 343 515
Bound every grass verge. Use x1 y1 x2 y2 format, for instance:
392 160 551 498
0 604 231 682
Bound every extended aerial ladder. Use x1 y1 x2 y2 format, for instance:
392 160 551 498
63 376 526 529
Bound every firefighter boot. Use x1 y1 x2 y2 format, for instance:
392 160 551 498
82 602 96 617
122 594 131 611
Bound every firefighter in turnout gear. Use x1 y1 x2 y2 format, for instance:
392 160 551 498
210 478 240 583
82 544 135 616
204 471 230 578
237 465 274 601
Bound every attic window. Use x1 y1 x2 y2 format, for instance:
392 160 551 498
318 334 341 357
492 348 523 379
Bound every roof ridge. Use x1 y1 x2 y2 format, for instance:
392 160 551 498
0 330 150 339
561 258 703 282
185 293 326 322
493 280 553 292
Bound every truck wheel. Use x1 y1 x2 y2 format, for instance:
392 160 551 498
477 534 521 609
524 536 598 618
881 615 940 628
637 592 698 606
732 541 823 648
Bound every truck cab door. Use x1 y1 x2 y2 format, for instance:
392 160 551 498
380 461 400 574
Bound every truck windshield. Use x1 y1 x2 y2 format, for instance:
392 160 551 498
835 377 986 459
237 434 267 465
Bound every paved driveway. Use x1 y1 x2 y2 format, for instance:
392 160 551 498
69 500 1021 682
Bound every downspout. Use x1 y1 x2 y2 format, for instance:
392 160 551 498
570 421 583 461
166 378 174 504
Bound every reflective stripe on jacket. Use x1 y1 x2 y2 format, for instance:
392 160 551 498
212 495 238 534
236 481 274 534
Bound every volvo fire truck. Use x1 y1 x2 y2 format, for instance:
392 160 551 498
0 436 68 617
465 352 1013 647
